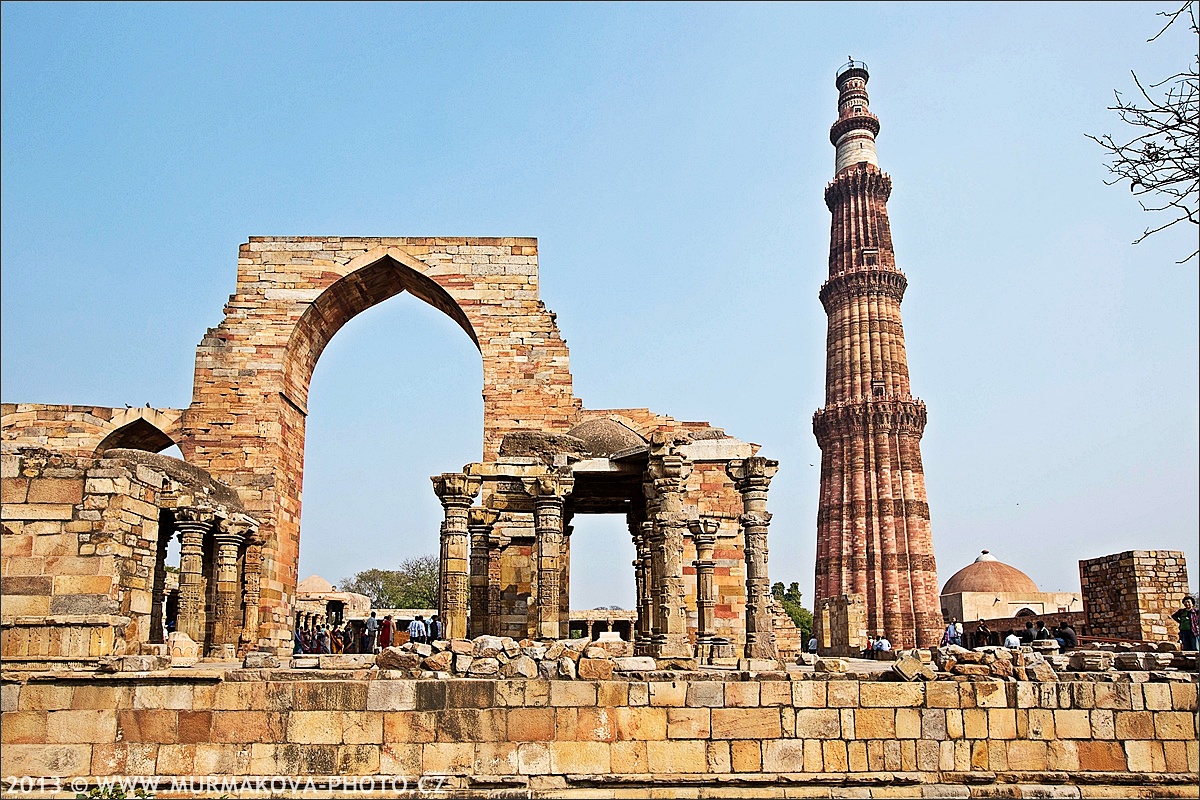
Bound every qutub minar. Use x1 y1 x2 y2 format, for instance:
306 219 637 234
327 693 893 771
813 60 942 649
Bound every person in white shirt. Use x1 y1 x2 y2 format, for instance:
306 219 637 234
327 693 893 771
875 635 891 651
1003 629 1021 648
407 615 427 644
364 611 381 653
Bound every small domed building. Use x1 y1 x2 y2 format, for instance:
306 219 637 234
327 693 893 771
939 550 1081 628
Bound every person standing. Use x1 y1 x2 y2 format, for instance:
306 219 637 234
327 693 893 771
1172 596 1198 651
381 615 394 649
428 615 443 642
408 615 427 645
365 611 381 653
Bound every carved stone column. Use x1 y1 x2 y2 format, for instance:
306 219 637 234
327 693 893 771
209 515 254 657
239 528 264 655
648 433 694 661
468 507 500 637
635 520 656 656
432 472 482 641
174 506 214 646
728 457 780 660
688 517 721 647
527 471 573 640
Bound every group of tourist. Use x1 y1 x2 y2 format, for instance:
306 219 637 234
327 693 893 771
996 619 1077 650
360 611 445 653
293 622 356 655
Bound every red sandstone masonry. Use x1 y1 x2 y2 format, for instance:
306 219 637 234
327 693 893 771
813 66 940 649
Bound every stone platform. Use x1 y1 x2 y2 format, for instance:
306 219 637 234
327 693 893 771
2 668 1196 798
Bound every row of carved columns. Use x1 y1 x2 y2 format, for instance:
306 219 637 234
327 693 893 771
173 506 262 657
433 447 779 662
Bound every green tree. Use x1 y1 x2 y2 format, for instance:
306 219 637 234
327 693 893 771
772 580 814 640
339 555 439 608
1088 1 1198 263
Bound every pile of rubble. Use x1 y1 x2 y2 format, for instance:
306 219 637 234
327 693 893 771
933 645 1057 681
373 635 656 679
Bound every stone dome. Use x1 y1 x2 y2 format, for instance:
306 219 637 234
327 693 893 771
566 418 647 457
298 574 335 594
940 551 1039 595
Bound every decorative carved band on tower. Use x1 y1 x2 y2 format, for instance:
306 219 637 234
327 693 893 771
813 61 941 649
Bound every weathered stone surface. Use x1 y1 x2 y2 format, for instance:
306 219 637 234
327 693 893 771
614 656 656 671
241 652 280 669
556 656 577 680
577 657 614 681
422 651 453 672
467 657 500 676
501 655 538 679
815 657 848 673
375 647 420 671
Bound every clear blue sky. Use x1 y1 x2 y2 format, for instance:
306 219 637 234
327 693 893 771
3 2 1196 610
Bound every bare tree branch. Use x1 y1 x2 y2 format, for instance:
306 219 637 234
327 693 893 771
1088 1 1199 263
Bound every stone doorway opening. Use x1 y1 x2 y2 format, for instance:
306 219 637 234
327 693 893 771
297 290 484 593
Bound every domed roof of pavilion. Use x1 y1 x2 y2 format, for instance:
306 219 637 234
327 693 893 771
567 418 646 457
940 550 1039 595
298 574 335 594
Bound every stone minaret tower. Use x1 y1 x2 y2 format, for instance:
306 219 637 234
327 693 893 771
812 60 941 649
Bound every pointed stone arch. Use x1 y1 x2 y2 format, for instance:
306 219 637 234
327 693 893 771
94 409 183 456
282 247 482 411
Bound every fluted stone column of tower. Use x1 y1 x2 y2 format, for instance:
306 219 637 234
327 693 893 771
813 61 941 649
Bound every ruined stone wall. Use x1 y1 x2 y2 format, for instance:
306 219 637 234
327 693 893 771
1080 551 1190 642
179 238 581 652
1 447 157 663
1 446 248 664
1 673 1195 796
816 593 868 656
1 405 184 459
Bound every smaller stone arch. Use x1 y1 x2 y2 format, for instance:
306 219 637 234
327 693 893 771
93 409 183 457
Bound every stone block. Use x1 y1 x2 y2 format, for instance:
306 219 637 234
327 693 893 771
613 655 656 671
895 708 921 739
646 740 707 773
365 680 416 712
1076 740 1128 771
501 654 538 678
855 707 896 739
815 657 848 672
686 681 723 707
549 680 596 707
860 682 923 707
0 744 92 777
615 706 666 741
1154 711 1197 740
376 647 420 671
577 657 614 680
988 709 1017 739
666 707 709 739
384 711 437 744
516 742 551 775
1070 651 1114 671
574 707 617 742
422 742 474 774
549 741 610 773
648 681 687 707
794 708 840 738
1114 710 1156 740
710 707 781 739
722 681 760 707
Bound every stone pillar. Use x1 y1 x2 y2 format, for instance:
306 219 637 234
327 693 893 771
468 507 500 637
526 471 573 640
239 529 264 655
688 517 721 646
209 515 254 657
486 529 509 633
174 506 214 646
635 520 656 656
432 472 482 642
648 434 694 662
728 456 780 660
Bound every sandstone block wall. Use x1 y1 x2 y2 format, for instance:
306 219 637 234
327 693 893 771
1 673 1195 797
1080 551 1190 642
1 405 184 459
